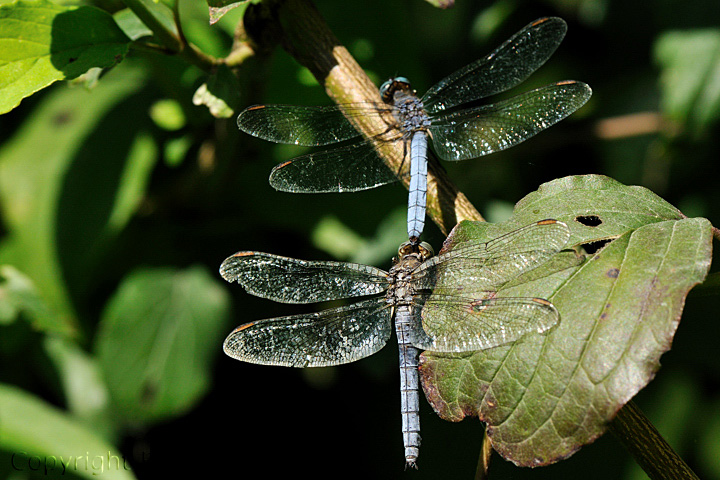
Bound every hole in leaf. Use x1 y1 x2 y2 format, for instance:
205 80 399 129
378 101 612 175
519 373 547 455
575 215 603 227
580 239 613 255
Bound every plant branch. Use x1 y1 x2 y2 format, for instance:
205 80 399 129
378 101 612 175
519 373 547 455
123 0 220 72
609 400 699 480
242 0 484 235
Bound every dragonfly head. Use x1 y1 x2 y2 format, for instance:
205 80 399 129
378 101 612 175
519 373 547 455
380 77 413 104
397 240 434 262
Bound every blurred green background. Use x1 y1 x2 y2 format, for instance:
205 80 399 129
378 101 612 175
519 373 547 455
1 0 719 478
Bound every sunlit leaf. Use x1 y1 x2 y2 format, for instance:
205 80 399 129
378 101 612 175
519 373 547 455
420 175 713 466
0 0 130 114
113 8 153 41
95 266 230 423
654 29 720 132
0 383 136 480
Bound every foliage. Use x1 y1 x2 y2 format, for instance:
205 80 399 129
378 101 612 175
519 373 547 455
0 0 719 479
422 176 712 466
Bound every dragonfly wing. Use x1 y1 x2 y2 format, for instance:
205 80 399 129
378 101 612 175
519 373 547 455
412 220 571 291
428 81 592 161
411 295 559 352
237 103 390 146
269 139 403 193
422 17 568 114
224 298 393 367
220 251 388 304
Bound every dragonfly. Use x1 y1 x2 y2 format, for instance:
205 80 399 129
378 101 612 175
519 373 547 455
220 219 572 468
237 17 591 243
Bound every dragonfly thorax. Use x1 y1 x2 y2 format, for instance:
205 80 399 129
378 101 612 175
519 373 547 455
386 241 434 307
380 79 431 136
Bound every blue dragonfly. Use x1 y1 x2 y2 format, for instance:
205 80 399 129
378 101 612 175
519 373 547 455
237 17 591 243
220 219 573 467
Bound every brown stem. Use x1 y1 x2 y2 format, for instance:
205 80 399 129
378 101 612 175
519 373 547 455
609 400 699 480
474 429 493 480
243 0 483 235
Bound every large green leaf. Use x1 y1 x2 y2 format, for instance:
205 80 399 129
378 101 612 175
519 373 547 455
0 0 131 114
95 266 230 423
0 383 136 480
0 63 152 337
420 175 713 466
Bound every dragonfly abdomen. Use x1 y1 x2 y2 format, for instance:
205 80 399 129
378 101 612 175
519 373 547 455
395 305 422 469
408 131 428 243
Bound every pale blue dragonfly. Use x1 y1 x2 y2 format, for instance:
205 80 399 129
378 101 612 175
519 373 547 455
237 17 591 243
220 219 571 467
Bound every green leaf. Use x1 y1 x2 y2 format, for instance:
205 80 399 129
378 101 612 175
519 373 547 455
654 28 720 132
113 8 153 41
0 265 72 335
43 337 115 440
420 174 713 466
0 63 151 336
0 383 136 480
95 266 230 423
0 0 131 114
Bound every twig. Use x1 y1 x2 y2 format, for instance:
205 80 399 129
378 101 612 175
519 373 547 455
123 0 220 72
608 400 699 480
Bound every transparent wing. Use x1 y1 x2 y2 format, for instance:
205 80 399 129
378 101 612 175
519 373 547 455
411 220 571 291
237 103 391 146
269 139 404 193
223 298 393 367
409 295 559 352
428 81 591 161
422 17 568 114
220 251 388 303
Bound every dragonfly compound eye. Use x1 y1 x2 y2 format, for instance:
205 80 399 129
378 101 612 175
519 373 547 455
418 242 434 260
380 77 413 103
